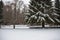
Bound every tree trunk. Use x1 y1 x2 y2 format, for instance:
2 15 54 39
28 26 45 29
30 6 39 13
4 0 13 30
13 25 15 29
42 20 45 28
13 2 16 29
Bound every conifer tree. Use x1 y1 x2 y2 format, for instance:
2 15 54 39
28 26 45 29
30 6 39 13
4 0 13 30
25 0 60 27
55 0 60 25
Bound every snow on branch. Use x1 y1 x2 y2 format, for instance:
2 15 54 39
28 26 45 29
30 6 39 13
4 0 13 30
25 16 29 19
33 1 46 8
49 7 60 11
46 14 55 23
34 0 42 6
44 3 50 7
54 7 60 10
29 9 36 13
41 17 45 21
40 1 51 7
53 10 60 13
30 5 39 11
30 15 37 19
25 13 30 15
36 11 47 17
37 16 45 22
55 18 60 22
52 12 59 16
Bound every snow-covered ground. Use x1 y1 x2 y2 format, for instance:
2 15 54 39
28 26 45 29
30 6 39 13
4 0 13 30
1 25 29 29
1 25 60 29
0 28 60 40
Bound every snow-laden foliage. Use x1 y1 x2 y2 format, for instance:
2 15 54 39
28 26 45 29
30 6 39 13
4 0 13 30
55 18 60 22
25 0 60 25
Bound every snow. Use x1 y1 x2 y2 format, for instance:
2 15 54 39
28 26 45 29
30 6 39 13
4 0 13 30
44 4 50 7
41 17 45 21
1 25 29 29
55 18 60 22
31 15 37 19
46 14 55 23
1 25 13 29
39 16 41 19
25 13 30 15
52 12 59 16
26 0 60 25
0 29 60 40
30 5 38 11
29 9 35 13
25 16 28 19
15 25 29 28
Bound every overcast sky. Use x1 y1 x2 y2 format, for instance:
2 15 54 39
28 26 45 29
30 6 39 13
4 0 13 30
2 0 30 4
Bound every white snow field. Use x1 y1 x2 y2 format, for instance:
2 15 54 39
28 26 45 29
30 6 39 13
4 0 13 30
1 25 29 29
0 26 60 40
1 25 60 29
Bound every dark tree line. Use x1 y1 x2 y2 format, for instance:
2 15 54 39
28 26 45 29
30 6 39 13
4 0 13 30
0 0 3 28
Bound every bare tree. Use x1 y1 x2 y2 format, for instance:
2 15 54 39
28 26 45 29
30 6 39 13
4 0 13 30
13 0 18 29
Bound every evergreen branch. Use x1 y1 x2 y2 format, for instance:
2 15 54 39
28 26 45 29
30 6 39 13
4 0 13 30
44 3 50 7
41 17 45 21
49 7 60 11
30 5 39 11
29 9 36 13
36 11 48 17
34 1 50 8
53 12 59 16
46 14 55 23
55 18 60 22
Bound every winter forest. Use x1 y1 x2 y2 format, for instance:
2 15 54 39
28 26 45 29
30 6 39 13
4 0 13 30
0 0 60 28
